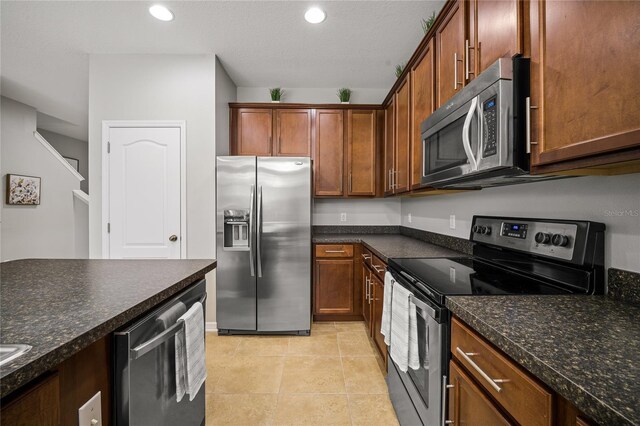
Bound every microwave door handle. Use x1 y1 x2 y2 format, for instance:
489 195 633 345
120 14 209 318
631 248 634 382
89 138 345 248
462 97 479 171
477 98 484 168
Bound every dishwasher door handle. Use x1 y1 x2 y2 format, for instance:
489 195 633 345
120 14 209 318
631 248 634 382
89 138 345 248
129 293 207 360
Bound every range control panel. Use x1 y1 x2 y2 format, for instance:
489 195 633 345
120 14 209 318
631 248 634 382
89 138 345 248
482 97 498 158
471 216 579 261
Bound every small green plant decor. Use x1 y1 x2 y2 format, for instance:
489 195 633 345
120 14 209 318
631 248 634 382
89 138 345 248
337 88 352 104
421 11 437 34
269 87 283 103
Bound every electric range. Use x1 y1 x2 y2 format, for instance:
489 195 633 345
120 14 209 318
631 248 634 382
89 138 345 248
385 215 605 426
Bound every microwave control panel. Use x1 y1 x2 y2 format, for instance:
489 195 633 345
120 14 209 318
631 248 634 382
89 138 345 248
482 96 498 158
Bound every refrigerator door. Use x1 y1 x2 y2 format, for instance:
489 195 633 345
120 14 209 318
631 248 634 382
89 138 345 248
216 156 257 331
256 157 311 332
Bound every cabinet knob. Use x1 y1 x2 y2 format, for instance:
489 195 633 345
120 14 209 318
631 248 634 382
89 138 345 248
169 235 178 242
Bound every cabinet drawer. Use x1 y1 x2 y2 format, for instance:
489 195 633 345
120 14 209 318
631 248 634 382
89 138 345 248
361 247 373 267
370 255 387 281
315 244 354 258
451 317 553 426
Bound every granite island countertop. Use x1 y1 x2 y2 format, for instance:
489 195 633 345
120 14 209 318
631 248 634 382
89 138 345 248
312 233 463 261
447 295 640 426
0 258 216 398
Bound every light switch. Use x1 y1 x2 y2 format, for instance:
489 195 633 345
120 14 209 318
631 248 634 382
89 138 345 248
408 213 412 223
449 215 456 229
78 391 102 426
340 213 347 222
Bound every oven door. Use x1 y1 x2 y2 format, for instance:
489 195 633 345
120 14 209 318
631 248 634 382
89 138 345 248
387 271 448 426
421 97 480 187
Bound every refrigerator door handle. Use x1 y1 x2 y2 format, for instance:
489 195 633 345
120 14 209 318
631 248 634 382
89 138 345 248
249 184 256 277
256 185 263 277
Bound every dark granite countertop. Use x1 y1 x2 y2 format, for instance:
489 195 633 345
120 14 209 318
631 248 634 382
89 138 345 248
0 259 216 398
312 234 462 261
447 295 640 426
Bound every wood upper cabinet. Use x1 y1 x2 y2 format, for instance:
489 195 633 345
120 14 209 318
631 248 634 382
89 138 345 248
470 0 521 78
234 108 273 155
410 39 435 190
275 109 312 156
384 100 395 196
314 110 344 196
447 361 511 426
529 0 640 172
436 0 467 107
394 76 411 194
347 110 377 196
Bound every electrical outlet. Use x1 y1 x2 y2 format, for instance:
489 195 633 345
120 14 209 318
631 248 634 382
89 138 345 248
340 213 347 222
449 215 456 229
78 392 102 426
408 213 412 223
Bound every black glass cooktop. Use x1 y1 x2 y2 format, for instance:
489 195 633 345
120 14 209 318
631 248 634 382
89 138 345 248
389 257 576 305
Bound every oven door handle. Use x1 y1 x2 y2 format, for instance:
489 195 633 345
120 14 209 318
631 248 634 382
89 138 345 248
462 97 478 171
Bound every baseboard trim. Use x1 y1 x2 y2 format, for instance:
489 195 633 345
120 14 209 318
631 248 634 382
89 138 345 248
206 321 218 332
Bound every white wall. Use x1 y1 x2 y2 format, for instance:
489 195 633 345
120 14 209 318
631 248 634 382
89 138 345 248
215 58 237 156
38 129 89 193
401 174 640 272
237 87 388 104
314 198 401 226
88 54 217 321
1 97 87 260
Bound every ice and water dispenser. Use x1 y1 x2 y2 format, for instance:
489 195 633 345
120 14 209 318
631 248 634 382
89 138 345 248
223 210 250 249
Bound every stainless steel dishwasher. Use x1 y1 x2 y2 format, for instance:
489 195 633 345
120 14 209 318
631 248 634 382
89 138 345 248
114 279 207 426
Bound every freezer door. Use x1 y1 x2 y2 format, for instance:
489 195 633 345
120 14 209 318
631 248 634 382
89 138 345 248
216 156 257 331
256 157 311 332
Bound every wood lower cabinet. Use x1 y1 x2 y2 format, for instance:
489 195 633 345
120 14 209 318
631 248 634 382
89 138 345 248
370 273 387 363
1 374 60 426
314 109 344 196
314 244 362 320
447 360 511 426
410 39 435 190
436 0 467 108
347 110 378 196
359 246 388 365
232 108 273 155
275 108 312 156
529 0 640 173
362 256 372 328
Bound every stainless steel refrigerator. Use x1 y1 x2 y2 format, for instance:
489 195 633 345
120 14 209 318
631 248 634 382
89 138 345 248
216 156 311 335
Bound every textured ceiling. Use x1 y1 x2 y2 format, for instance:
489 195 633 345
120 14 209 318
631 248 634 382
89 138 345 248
1 0 444 140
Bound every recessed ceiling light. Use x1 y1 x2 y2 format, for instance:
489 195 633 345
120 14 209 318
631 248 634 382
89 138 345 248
304 7 326 24
149 5 174 22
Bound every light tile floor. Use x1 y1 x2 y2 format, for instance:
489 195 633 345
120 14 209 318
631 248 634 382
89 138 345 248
205 321 400 426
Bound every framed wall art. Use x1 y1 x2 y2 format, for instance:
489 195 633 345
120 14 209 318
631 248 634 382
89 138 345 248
6 174 41 205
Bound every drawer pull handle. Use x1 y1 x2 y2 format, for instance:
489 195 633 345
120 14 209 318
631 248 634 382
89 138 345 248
372 265 384 273
456 347 505 393
361 254 371 259
325 250 345 253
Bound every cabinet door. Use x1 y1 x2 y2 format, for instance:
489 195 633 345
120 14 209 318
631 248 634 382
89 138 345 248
447 361 511 426
436 0 466 107
530 0 640 171
371 275 387 360
236 108 273 155
1 373 60 426
384 100 395 196
314 110 344 196
472 0 520 76
314 259 354 315
347 110 377 196
275 109 312 156
362 264 372 330
394 77 411 194
410 39 435 190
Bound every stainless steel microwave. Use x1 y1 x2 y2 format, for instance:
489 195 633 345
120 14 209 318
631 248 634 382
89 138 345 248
421 57 558 189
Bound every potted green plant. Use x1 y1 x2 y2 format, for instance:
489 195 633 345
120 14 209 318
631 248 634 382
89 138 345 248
270 87 283 103
421 11 437 34
337 88 352 104
395 63 405 79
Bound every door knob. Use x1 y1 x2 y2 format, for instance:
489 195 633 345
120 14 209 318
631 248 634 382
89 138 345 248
169 235 178 242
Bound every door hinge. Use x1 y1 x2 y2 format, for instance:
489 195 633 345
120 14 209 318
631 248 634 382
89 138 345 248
107 223 110 233
107 142 110 153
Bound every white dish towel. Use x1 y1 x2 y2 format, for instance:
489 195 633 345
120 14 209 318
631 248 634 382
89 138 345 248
381 271 394 346
175 301 207 402
389 283 420 373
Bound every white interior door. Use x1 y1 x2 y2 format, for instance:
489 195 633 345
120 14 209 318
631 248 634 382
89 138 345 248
108 126 182 259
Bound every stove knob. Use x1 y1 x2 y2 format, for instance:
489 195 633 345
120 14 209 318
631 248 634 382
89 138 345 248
472 225 480 234
478 226 487 234
552 234 569 247
535 232 551 244
482 226 492 235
